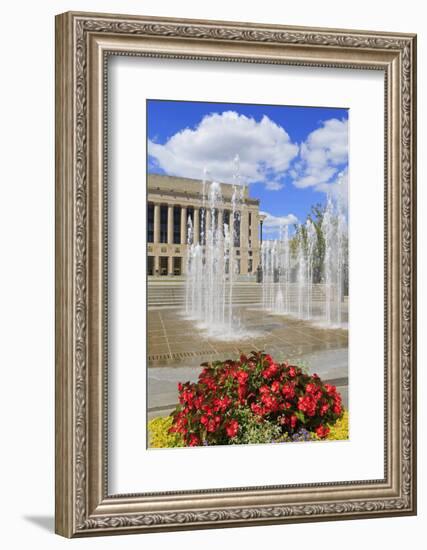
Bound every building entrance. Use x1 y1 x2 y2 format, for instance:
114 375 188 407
173 257 182 276
147 256 154 276
159 256 168 276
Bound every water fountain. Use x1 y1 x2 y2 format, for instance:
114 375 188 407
185 158 347 333
185 159 247 338
261 193 347 328
321 194 347 326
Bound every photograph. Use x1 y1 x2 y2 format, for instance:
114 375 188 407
146 100 349 448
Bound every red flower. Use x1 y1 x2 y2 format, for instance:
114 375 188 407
297 395 317 417
193 395 204 410
333 402 342 415
225 419 239 438
235 370 249 385
170 351 345 447
305 383 317 394
271 380 281 393
261 393 280 413
206 418 217 433
202 405 213 415
251 402 264 416
319 402 330 416
332 393 343 415
188 434 200 446
180 389 195 406
281 382 295 399
315 425 330 439
237 384 247 402
324 383 336 395
262 363 279 379
170 414 188 434
213 396 231 412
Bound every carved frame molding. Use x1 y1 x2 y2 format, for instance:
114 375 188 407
55 12 416 537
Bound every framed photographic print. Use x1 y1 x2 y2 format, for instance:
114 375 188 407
55 11 417 537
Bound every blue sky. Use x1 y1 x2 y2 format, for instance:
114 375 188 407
147 100 348 238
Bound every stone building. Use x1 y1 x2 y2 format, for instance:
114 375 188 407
147 174 261 276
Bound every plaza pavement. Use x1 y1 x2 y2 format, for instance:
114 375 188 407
147 306 348 419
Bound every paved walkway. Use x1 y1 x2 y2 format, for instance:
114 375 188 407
147 348 348 419
147 307 348 419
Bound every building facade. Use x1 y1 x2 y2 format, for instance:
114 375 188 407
147 174 261 276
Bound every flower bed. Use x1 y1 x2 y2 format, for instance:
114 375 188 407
149 352 347 448
148 411 348 448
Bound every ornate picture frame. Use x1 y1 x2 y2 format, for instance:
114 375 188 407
55 11 417 537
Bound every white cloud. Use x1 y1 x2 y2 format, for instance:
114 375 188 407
265 181 284 191
293 118 348 192
316 168 348 210
148 111 298 187
260 211 298 234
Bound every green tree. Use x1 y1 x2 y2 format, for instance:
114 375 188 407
290 201 348 296
307 203 326 284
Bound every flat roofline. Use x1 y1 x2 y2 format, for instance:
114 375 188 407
147 173 260 204
148 173 239 187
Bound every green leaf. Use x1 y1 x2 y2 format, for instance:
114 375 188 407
295 411 306 423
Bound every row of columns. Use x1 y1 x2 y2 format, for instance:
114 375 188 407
151 203 257 247
151 253 180 275
152 204 231 246
153 204 191 245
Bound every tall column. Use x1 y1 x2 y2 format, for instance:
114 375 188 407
233 211 241 248
240 208 248 243
206 209 212 237
218 209 224 236
252 210 260 272
153 203 160 244
167 204 173 244
251 210 259 248
154 254 160 277
193 207 200 244
168 255 174 277
240 208 249 275
180 206 187 244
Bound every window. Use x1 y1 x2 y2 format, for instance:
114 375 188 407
173 257 182 276
233 212 240 247
160 256 168 276
187 207 194 239
147 203 154 243
147 256 154 276
199 208 206 244
173 206 181 244
223 209 230 237
160 205 168 243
